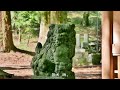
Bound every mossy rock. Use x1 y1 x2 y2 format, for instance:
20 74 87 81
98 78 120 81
31 24 76 79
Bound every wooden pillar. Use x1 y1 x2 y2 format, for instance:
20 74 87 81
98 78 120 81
102 11 113 79
113 11 120 79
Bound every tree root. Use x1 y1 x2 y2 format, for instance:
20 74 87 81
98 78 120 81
0 45 35 78
0 46 35 56
13 47 35 56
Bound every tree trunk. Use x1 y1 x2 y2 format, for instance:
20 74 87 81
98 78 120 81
50 11 67 24
38 11 50 46
0 11 14 78
18 28 21 45
0 11 3 51
83 11 90 27
1 11 35 56
1 11 16 52
27 34 30 46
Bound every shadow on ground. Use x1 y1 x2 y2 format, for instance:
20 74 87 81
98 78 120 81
12 75 32 79
0 66 31 70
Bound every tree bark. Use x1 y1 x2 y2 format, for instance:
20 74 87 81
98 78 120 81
0 11 14 78
18 28 21 45
1 11 16 52
83 11 90 27
50 11 67 24
0 11 3 51
38 11 50 46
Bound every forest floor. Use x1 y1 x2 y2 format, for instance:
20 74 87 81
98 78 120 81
0 52 102 79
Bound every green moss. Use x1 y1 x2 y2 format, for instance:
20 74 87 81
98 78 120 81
31 24 76 79
92 53 101 65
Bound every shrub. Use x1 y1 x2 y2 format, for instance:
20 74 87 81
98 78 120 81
92 53 101 65
67 17 83 25
89 17 101 30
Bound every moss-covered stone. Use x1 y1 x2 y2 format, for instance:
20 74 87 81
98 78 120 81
31 24 76 79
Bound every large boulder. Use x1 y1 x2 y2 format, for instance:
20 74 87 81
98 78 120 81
31 24 76 79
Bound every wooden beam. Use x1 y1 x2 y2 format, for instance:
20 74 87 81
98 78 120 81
102 11 113 79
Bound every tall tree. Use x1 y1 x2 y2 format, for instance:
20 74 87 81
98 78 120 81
83 11 90 27
38 11 50 45
50 11 67 24
38 11 67 45
1 11 16 52
0 11 3 51
11 11 40 45
0 11 1 31
0 11 14 78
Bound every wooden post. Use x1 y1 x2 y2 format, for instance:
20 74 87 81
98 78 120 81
113 11 120 79
102 11 113 79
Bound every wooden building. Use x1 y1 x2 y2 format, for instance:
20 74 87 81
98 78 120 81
102 11 120 79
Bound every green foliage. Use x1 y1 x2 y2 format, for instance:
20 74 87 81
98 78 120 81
89 11 101 16
82 11 90 27
11 11 40 37
79 57 89 66
89 17 101 30
67 11 101 30
11 11 101 37
82 42 89 49
67 17 83 25
92 53 101 65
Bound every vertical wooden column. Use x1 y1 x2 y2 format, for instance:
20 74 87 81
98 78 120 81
102 11 113 79
113 11 120 79
109 12 114 79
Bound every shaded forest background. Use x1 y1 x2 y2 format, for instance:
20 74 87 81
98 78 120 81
0 11 101 52
0 11 101 79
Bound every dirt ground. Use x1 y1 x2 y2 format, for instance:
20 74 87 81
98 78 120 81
0 52 102 79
